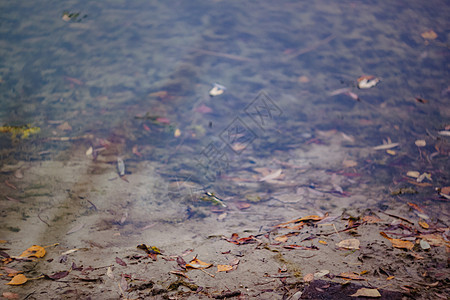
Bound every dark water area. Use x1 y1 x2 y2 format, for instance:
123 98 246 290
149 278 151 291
0 1 449 299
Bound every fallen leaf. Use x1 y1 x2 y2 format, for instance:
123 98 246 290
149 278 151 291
2 267 21 276
186 257 212 269
418 220 429 229
415 140 426 147
380 232 414 250
362 215 382 223
106 266 114 279
337 272 365 281
19 245 46 258
342 159 357 168
357 76 380 89
224 233 258 245
2 292 19 299
66 223 85 235
351 288 381 297
318 240 328 245
148 91 168 98
115 257 127 266
386 276 395 280
303 273 314 282
274 236 289 243
373 143 399 150
47 270 70 280
174 128 181 138
420 240 431 250
209 83 226 97
217 264 233 272
235 202 251 210
7 274 28 285
57 122 72 131
314 270 330 278
421 30 437 40
259 169 282 182
407 202 424 213
195 104 213 114
406 171 420 178
419 234 449 247
336 239 360 250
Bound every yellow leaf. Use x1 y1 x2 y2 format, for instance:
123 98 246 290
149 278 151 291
418 220 429 229
318 240 327 245
6 274 27 285
217 264 233 272
19 245 46 258
297 215 323 222
386 276 395 280
174 128 181 138
186 257 212 269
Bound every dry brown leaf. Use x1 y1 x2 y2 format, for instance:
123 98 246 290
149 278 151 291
337 272 365 281
351 288 381 297
419 234 449 247
362 215 382 223
57 122 72 131
186 257 213 269
7 274 28 285
217 264 233 272
2 292 19 299
19 245 46 258
336 238 360 250
274 236 288 243
303 273 314 282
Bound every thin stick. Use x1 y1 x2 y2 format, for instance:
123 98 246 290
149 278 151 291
38 212 50 227
199 268 215 278
285 34 336 60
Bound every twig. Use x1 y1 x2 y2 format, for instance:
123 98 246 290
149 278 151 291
285 34 336 60
199 268 215 278
38 211 50 227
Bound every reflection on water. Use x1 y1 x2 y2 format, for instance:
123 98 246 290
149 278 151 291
0 0 449 298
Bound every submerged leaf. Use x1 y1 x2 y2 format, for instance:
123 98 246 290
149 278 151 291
7 274 28 285
217 264 233 272
380 232 414 250
351 288 381 297
336 239 360 250
19 245 46 258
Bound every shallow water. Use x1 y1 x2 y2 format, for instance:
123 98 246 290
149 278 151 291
1 1 449 299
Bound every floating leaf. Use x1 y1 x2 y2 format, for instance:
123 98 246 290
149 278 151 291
357 76 380 89
351 288 381 297
380 232 414 250
19 245 46 258
209 83 226 97
186 257 212 269
336 239 360 250
259 169 282 182
421 30 437 40
217 264 233 272
7 274 27 285
373 143 399 150
415 140 426 147
406 171 420 178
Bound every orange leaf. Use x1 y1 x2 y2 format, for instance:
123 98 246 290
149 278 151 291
318 240 327 245
421 30 437 40
380 232 414 250
19 245 46 258
298 215 323 222
7 274 28 285
217 264 233 272
418 220 429 229
407 202 424 213
186 257 212 269
362 215 382 223
337 272 365 281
